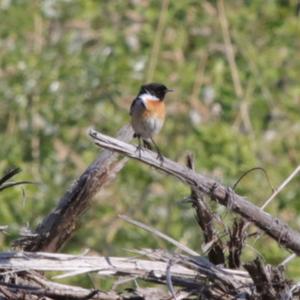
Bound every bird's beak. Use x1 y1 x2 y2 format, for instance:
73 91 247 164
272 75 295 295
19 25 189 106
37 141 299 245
167 88 174 93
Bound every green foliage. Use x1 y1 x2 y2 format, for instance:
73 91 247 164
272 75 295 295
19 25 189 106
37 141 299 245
1 0 300 283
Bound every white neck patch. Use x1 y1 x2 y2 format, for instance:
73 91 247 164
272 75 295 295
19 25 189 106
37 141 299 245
139 92 159 105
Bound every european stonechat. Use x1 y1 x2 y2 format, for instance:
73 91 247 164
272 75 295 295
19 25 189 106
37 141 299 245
130 82 173 162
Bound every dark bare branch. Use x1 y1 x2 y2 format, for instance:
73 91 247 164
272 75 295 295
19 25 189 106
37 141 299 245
227 219 246 269
186 154 225 265
0 168 37 192
0 167 21 186
89 129 300 255
244 257 290 300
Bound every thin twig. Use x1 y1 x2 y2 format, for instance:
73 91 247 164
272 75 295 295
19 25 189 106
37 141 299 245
242 166 300 234
279 253 296 267
232 167 274 192
260 165 300 210
166 259 177 299
119 214 199 256
0 181 38 192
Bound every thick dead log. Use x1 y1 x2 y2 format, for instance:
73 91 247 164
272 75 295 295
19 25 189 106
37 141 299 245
15 125 133 252
89 129 300 255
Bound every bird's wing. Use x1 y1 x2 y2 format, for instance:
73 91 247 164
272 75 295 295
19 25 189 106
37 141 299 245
129 98 137 115
129 97 146 115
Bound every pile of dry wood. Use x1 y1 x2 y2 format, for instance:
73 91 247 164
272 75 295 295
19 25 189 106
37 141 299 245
1 125 300 299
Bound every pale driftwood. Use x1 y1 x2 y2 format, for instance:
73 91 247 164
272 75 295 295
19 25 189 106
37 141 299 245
89 129 300 255
15 125 133 252
0 250 250 284
0 250 252 298
0 251 196 278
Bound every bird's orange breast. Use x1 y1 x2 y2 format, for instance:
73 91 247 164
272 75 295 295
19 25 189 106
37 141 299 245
143 99 165 119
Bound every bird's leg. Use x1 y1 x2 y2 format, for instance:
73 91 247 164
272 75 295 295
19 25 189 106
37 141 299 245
135 135 143 158
143 139 152 150
150 137 164 163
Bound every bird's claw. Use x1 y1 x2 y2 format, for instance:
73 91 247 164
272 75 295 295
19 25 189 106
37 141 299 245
135 144 143 158
156 152 164 164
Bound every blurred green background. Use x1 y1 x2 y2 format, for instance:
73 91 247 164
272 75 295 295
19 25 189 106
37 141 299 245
1 0 300 286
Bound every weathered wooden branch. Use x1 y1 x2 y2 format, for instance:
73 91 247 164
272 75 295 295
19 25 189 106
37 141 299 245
0 251 196 279
0 279 185 300
0 277 120 300
0 250 252 299
0 270 175 300
89 129 300 255
15 125 134 252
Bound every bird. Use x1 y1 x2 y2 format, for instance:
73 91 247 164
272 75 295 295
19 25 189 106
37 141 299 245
130 82 173 162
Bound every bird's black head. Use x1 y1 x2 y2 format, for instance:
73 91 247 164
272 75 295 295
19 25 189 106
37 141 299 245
139 83 173 100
